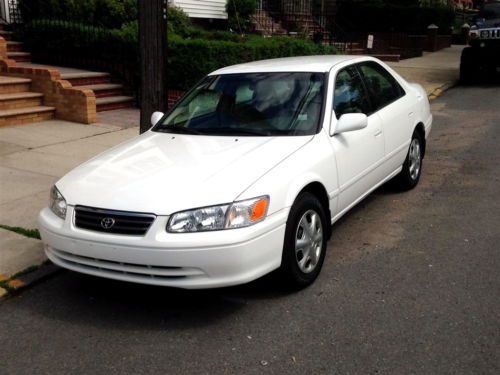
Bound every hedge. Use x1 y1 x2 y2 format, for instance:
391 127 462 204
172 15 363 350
17 0 137 28
21 19 337 92
168 35 336 90
336 3 455 34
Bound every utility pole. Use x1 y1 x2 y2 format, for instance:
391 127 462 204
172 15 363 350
139 0 169 133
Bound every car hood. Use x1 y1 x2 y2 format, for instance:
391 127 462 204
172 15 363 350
57 131 312 215
478 19 500 28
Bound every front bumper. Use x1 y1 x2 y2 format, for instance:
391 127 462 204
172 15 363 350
39 206 288 289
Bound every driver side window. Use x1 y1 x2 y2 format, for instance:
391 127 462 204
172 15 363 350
333 67 371 119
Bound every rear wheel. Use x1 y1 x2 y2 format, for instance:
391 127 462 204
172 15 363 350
394 131 423 190
279 192 327 289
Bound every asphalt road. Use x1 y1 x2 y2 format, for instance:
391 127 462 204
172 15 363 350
1 85 499 375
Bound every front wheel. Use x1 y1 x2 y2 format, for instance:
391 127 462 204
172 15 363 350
279 192 327 289
460 47 477 84
394 131 423 190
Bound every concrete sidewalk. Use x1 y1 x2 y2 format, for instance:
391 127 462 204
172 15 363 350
0 120 139 283
0 45 464 288
389 45 465 96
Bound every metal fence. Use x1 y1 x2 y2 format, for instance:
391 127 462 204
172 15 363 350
0 0 22 24
25 19 138 94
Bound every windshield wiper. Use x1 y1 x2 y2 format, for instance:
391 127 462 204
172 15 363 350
201 127 271 136
156 125 205 135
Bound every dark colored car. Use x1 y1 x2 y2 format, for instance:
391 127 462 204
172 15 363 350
460 1 500 83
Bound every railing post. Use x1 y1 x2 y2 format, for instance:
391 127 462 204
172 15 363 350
461 23 470 46
427 24 439 52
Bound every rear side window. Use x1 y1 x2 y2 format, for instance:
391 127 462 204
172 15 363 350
333 67 371 119
358 62 405 111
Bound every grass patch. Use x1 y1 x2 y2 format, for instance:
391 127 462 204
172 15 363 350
0 224 41 239
0 279 13 293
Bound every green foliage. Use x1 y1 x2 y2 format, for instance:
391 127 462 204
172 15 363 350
167 6 193 37
22 19 336 92
337 2 455 33
18 0 137 28
0 224 41 239
225 0 257 33
168 35 336 90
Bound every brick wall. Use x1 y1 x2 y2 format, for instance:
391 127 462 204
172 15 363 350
168 89 185 109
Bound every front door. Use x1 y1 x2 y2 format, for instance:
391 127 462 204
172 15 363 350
329 66 385 215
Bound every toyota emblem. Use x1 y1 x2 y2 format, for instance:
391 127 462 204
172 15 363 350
101 217 115 229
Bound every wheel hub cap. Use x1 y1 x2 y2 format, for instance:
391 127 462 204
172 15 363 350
295 210 323 274
409 138 421 180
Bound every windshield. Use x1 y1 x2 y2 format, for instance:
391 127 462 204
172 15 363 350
154 72 325 136
480 3 500 20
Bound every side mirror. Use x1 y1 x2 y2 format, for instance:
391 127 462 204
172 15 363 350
150 111 164 127
334 113 368 135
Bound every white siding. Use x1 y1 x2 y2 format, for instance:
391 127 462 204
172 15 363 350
171 0 228 19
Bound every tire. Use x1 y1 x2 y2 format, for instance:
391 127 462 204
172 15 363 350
279 192 328 289
460 47 477 84
394 131 424 191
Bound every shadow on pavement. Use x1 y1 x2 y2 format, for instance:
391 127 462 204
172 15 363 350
19 261 306 331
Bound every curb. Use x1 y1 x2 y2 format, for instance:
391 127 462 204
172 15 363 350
429 81 458 101
0 263 61 303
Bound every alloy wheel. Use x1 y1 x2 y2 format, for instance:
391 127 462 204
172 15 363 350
408 138 421 180
295 209 323 274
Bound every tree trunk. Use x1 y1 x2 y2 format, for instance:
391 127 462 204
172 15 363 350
139 0 168 133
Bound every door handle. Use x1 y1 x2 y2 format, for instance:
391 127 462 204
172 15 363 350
374 130 383 137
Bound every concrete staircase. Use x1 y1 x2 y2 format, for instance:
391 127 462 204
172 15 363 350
0 24 134 113
0 76 54 126
253 10 287 36
0 28 31 62
61 71 135 111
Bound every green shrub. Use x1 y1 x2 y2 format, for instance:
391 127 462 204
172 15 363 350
22 19 336 93
226 0 257 33
18 0 137 28
169 35 335 90
167 6 193 37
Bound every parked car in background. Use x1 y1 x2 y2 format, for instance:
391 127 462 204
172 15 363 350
461 0 500 82
39 56 432 289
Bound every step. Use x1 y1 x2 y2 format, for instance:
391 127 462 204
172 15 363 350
0 92 43 110
6 41 24 52
61 72 111 86
0 30 13 40
7 52 31 62
96 96 135 112
0 76 32 94
0 106 55 127
78 83 124 98
369 54 401 62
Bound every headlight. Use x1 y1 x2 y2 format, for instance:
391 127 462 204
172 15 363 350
480 30 490 39
49 185 67 219
167 196 269 233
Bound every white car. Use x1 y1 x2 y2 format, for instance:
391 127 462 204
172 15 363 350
39 56 432 289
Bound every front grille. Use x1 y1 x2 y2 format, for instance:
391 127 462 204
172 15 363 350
74 206 155 235
481 28 500 39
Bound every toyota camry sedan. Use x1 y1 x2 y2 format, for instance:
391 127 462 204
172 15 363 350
39 56 432 289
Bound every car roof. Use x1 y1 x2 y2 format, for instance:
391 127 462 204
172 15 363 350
210 55 364 75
